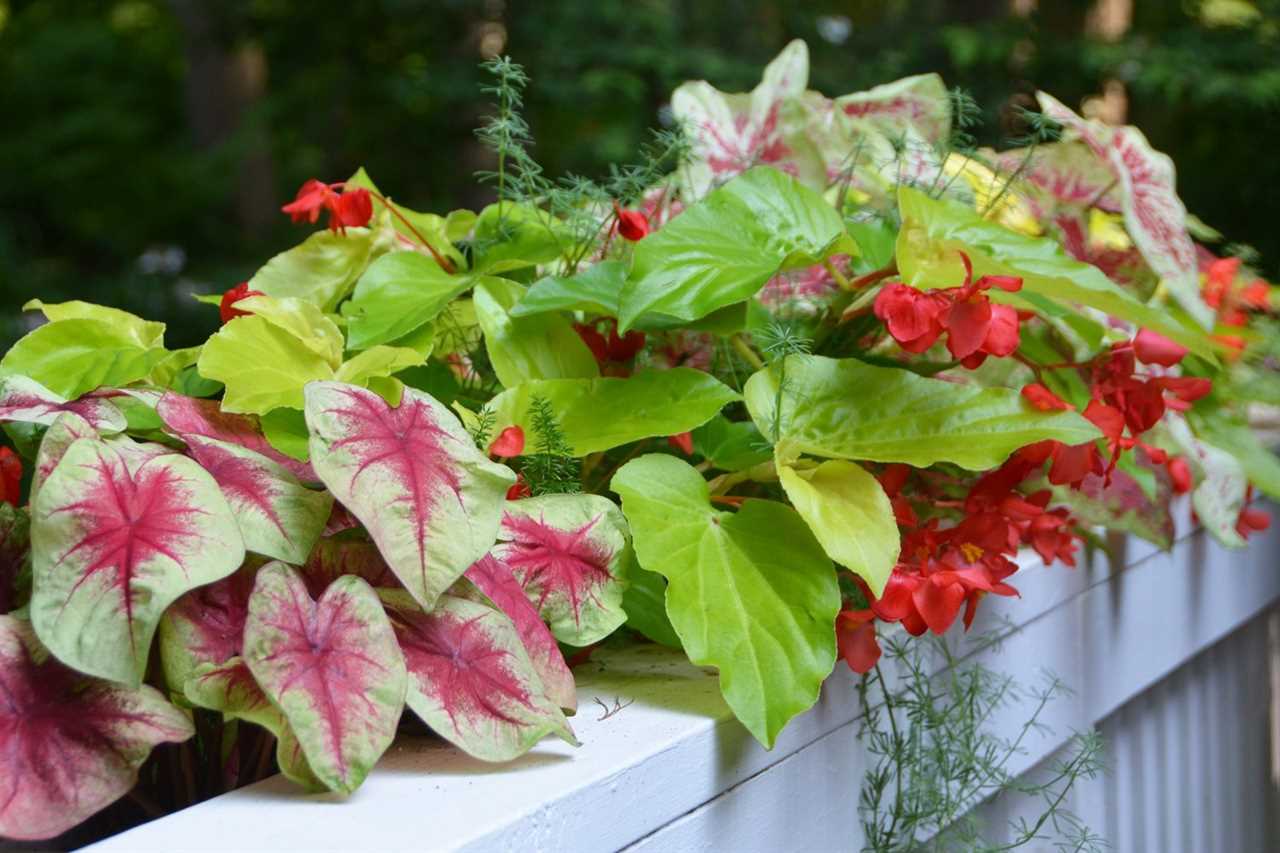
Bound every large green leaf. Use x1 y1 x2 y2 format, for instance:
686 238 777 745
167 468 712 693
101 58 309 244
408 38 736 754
691 416 771 472
471 203 567 273
895 187 1215 360
474 278 599 388
617 167 845 331
611 454 838 748
482 368 740 456
621 560 682 649
0 319 168 399
22 300 166 349
342 251 474 350
249 227 376 313
197 316 335 415
232 295 344 368
777 459 900 596
512 261 629 318
345 167 466 270
744 355 1100 470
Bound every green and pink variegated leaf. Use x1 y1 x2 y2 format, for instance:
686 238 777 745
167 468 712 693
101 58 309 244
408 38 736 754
29 437 245 685
671 39 823 197
834 73 951 143
0 505 30 615
305 382 515 610
243 562 406 794
1036 92 1211 328
0 375 126 433
157 392 317 482
385 591 576 762
464 554 577 712
1054 462 1175 550
996 142 1121 219
1164 416 1248 548
0 615 193 841
30 412 99 506
184 435 332 564
493 494 631 646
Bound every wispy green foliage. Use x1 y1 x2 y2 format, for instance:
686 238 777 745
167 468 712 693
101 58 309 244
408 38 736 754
524 394 581 496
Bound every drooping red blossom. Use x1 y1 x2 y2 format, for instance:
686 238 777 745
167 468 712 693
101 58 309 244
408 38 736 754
1167 456 1193 495
667 432 694 456
506 472 532 501
0 447 20 507
219 282 264 324
836 609 881 674
614 204 650 241
1133 328 1188 367
281 180 374 234
1021 383 1074 412
573 320 646 375
1238 507 1270 539
489 426 525 458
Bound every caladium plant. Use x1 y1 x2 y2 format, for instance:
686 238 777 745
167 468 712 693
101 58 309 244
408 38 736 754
1 40 1278 842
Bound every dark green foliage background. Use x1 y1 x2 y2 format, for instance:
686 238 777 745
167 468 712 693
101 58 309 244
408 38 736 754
2 0 1278 351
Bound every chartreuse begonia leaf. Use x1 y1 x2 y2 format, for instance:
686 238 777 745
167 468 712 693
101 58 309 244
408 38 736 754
0 318 168 399
183 435 333 564
474 278 600 388
777 459 900 597
232 295 344 367
385 590 577 762
491 494 630 646
512 261 629 318
243 562 406 794
0 374 126 432
345 167 467 270
22 300 166 348
334 345 427 387
0 615 193 842
745 355 1101 471
895 186 1215 360
691 415 771 472
248 227 376 313
617 166 845 331
342 251 475 350
464 555 578 712
481 368 740 456
198 315 336 415
305 382 514 610
471 202 567 273
611 454 839 748
29 438 245 685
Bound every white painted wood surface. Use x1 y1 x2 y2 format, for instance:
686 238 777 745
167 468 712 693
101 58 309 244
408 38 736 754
92 515 1280 853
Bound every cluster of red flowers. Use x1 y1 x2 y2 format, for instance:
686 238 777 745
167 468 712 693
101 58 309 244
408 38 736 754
574 319 646 375
0 447 21 507
1201 255 1272 356
873 253 1024 368
281 180 374 234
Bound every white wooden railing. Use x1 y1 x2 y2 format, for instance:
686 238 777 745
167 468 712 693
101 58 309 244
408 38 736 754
91 504 1280 852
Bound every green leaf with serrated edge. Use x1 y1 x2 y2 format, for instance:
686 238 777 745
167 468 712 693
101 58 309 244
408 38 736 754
493 494 630 646
343 251 476 350
385 590 577 762
472 203 567 273
474 278 599 389
305 382 514 610
744 355 1100 470
1159 416 1247 548
198 315 335 415
335 346 426 388
0 615 194 842
1187 409 1280 501
260 408 311 463
248 227 375 313
146 346 202 389
618 166 844 331
22 299 166 349
0 374 126 433
777 458 900 597
30 438 245 685
0 319 168 399
346 167 466 270
513 261 628 317
183 435 332 564
622 559 682 649
692 416 771 472
243 562 406 794
895 186 1216 360
481 368 740 456
611 454 838 748
233 295 344 368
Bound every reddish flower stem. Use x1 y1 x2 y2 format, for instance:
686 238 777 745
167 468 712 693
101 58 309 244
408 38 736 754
353 186 456 273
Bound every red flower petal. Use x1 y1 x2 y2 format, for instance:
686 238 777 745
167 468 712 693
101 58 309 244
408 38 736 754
667 432 694 456
615 208 650 241
836 610 881 674
333 188 374 230
1048 441 1102 486
1133 328 1188 367
219 282 265 324
943 296 992 360
912 577 966 635
874 283 943 347
280 179 332 224
981 303 1020 357
1021 383 1073 412
1167 456 1192 494
489 426 526 458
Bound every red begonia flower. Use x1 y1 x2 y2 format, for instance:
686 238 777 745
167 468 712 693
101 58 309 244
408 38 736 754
219 282 264 324
506 472 532 501
836 610 881 674
281 180 373 234
874 283 945 352
488 426 525 458
1021 383 1074 412
667 432 694 456
1133 328 1188 367
1167 456 1193 494
573 320 646 374
1237 506 1270 539
614 204 650 241
0 447 20 507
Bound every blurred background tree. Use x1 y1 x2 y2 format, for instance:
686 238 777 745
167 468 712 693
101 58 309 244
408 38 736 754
2 0 1277 351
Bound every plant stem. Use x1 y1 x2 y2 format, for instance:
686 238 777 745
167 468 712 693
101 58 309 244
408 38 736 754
366 190 455 272
730 334 765 370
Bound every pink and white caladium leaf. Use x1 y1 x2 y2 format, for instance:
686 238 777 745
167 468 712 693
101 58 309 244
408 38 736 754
834 73 951 144
184 434 332 564
0 615 193 841
671 39 824 198
384 590 576 762
304 382 515 610
463 554 577 712
1036 92 1212 329
243 561 407 794
492 493 631 646
0 374 127 433
996 142 1120 220
157 392 317 482
29 437 245 685
0 505 30 615
30 412 99 507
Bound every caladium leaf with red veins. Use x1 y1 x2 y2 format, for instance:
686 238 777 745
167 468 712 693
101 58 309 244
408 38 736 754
0 505 30 615
29 437 245 685
997 142 1121 220
463 554 577 712
0 375 126 433
184 434 332 564
1036 92 1212 329
30 412 98 507
492 494 631 646
299 535 397 598
243 561 406 794
834 73 951 143
304 382 515 610
384 591 576 762
0 615 194 841
671 39 823 198
157 392 317 481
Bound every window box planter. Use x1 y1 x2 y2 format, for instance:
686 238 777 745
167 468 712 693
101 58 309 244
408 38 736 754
90 515 1280 852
